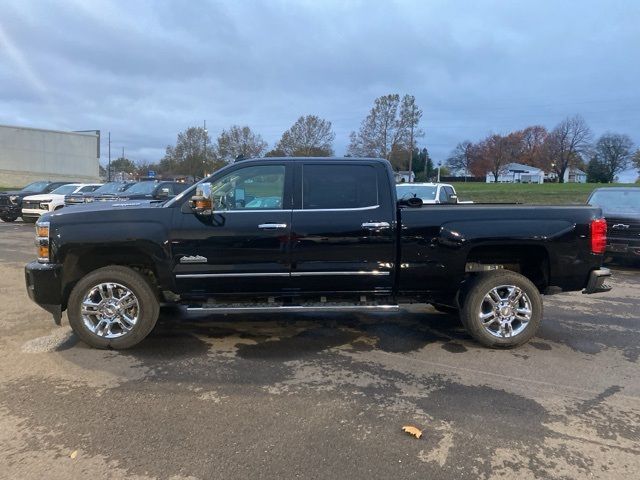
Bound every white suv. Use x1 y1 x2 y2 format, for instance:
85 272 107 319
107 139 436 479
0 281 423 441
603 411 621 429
396 182 473 204
21 183 102 222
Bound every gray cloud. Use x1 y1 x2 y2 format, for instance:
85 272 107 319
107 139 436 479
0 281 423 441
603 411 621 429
0 0 638 180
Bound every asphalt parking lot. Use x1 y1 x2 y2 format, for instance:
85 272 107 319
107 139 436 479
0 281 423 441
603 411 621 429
0 220 639 479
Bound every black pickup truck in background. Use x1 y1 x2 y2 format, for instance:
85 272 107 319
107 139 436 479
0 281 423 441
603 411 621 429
25 157 611 349
1 181 71 222
588 187 640 261
65 181 136 206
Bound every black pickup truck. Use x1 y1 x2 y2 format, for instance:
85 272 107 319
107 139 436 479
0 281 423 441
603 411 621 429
24 157 611 349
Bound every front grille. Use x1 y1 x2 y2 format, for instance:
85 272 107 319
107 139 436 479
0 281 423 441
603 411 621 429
0 196 10 207
22 200 42 209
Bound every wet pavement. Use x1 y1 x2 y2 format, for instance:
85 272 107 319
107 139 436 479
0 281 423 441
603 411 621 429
1 221 639 479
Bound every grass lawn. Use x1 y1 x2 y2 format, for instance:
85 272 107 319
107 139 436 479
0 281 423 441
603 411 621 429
451 182 637 205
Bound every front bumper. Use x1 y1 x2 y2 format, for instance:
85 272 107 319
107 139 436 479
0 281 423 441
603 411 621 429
0 204 21 217
25 261 63 324
22 208 46 219
582 268 612 294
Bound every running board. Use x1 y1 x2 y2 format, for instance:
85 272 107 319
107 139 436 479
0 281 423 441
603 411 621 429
186 304 400 313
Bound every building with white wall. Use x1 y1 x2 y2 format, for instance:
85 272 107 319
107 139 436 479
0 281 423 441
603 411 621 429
486 163 544 184
0 124 100 187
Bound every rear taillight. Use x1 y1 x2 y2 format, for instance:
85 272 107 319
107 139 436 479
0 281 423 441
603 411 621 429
590 218 607 254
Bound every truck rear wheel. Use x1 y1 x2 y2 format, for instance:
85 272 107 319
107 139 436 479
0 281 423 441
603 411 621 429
67 266 159 349
460 270 542 348
0 215 18 222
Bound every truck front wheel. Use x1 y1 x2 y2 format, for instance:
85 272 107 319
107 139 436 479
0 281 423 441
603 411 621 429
67 266 160 349
460 270 542 348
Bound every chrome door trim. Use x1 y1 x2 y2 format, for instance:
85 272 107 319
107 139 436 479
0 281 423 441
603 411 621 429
291 271 390 277
176 271 390 279
176 272 290 278
258 223 288 229
361 222 390 229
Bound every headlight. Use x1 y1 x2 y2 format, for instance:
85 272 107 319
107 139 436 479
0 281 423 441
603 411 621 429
85 197 94 203
35 221 50 263
39 202 51 210
9 195 19 204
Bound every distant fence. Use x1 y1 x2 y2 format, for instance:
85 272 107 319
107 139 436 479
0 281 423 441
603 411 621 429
440 176 484 183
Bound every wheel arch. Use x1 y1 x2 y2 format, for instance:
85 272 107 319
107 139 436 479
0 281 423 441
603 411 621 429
61 246 165 309
465 244 550 293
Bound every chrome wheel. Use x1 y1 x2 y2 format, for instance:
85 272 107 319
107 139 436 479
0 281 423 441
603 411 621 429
478 285 532 338
80 282 140 339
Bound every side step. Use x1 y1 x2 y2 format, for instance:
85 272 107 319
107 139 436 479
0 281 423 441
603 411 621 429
186 304 400 313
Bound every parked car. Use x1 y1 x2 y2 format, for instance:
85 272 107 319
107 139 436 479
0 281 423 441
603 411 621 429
588 187 640 261
396 182 473 204
25 157 611 350
108 180 190 201
21 184 102 222
0 181 72 222
65 181 136 205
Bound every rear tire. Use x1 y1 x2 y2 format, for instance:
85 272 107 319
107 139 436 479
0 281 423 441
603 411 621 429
67 266 160 349
460 270 542 348
0 215 18 222
22 216 38 223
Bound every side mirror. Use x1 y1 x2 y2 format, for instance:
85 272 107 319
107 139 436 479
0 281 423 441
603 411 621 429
158 187 171 198
189 182 213 215
449 194 458 204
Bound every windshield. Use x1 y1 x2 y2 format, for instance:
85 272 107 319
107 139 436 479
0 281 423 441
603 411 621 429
51 184 80 195
125 181 158 195
20 181 50 193
93 182 131 194
589 189 640 215
396 185 438 200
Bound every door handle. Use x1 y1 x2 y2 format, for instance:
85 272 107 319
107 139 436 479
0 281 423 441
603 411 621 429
258 223 288 230
362 222 390 229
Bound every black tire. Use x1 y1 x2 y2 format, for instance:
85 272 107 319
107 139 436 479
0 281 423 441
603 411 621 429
460 270 542 348
67 266 160 349
0 215 18 222
22 216 38 223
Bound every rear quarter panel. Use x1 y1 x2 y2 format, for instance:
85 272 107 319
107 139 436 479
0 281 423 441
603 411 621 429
398 205 604 295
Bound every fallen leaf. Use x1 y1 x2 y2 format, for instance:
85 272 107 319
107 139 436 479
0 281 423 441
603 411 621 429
70 450 78 459
402 425 423 439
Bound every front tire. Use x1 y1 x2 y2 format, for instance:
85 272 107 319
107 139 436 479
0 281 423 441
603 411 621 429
67 266 160 349
460 270 542 348
0 215 18 222
22 216 38 223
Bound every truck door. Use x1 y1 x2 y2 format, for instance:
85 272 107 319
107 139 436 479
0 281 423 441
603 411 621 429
171 162 293 295
289 162 396 294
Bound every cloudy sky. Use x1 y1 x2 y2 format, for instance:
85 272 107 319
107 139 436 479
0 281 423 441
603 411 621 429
1 0 639 180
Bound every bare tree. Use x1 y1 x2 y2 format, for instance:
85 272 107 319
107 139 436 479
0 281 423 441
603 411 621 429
276 115 335 156
348 94 423 160
446 141 476 178
592 133 634 183
633 149 640 176
399 95 424 172
545 115 592 183
216 125 268 163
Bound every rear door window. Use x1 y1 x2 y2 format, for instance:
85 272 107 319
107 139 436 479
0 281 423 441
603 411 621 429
302 164 378 209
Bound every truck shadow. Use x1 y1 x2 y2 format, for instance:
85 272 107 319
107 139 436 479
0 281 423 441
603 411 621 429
127 306 474 360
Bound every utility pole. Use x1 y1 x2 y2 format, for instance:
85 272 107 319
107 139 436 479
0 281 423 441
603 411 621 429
408 104 415 182
203 120 208 179
108 132 111 182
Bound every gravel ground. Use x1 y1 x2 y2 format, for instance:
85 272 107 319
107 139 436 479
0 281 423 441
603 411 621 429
1 220 639 479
